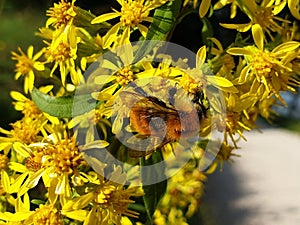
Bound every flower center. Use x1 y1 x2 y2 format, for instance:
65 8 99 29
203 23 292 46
94 185 116 205
47 42 72 63
115 66 134 85
222 54 235 71
33 205 64 225
180 75 199 94
93 108 103 124
46 0 75 28
11 118 40 144
120 1 146 27
41 135 84 175
254 7 274 30
25 154 43 172
94 184 137 217
14 55 33 75
252 52 274 78
15 99 42 118
225 112 240 133
0 154 8 170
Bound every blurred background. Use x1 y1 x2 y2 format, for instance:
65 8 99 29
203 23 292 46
0 1 299 224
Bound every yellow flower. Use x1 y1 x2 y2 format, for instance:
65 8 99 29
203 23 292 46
0 116 45 156
68 106 111 143
220 0 288 40
227 24 300 104
91 0 170 48
10 89 59 125
45 35 82 86
46 0 77 29
11 130 109 201
29 205 64 225
154 164 207 224
62 166 140 225
0 200 64 225
14 131 85 198
11 46 45 94
92 44 142 103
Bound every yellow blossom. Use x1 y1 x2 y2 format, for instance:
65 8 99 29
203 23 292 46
11 46 45 94
46 0 77 29
154 164 207 224
62 166 141 225
0 116 45 156
68 106 111 143
220 0 289 40
91 0 170 48
227 24 300 104
28 205 64 225
45 37 82 86
10 90 59 125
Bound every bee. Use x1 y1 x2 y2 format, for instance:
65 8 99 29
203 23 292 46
118 85 201 157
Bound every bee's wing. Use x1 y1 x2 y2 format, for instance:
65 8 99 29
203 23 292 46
127 135 169 158
119 91 178 115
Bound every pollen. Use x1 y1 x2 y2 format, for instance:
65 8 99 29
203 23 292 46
47 42 72 63
42 134 85 175
221 54 235 71
12 48 33 75
25 154 43 172
94 185 116 204
254 7 274 30
252 52 274 78
46 0 76 29
225 111 240 133
4 222 22 225
14 99 42 118
11 118 40 144
0 154 8 170
93 108 103 124
94 184 139 218
253 6 286 38
120 0 146 27
33 205 64 225
180 75 200 94
115 66 134 85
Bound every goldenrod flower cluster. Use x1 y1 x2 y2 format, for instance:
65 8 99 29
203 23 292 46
0 0 299 224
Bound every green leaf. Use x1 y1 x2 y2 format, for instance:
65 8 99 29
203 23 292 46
31 199 45 206
31 88 97 118
134 0 182 62
140 151 167 224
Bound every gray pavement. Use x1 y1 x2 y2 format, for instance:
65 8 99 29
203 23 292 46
199 128 300 225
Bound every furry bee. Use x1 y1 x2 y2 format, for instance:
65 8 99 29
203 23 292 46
118 85 201 157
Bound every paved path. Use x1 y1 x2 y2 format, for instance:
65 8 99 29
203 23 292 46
200 128 300 225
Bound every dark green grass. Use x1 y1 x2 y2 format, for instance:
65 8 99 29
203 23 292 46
0 7 46 129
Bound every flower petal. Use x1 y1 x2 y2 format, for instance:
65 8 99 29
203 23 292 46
220 23 252 32
288 0 300 19
252 24 264 50
27 46 34 58
199 0 211 18
91 12 120 24
137 24 148 37
10 91 27 102
196 46 206 68
227 47 253 56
